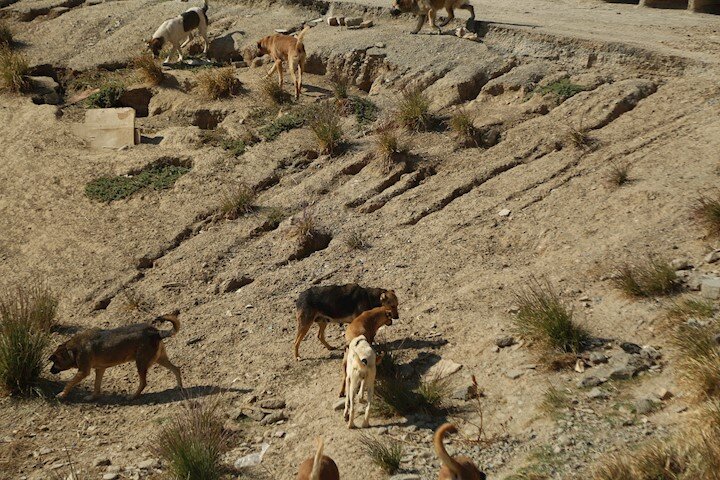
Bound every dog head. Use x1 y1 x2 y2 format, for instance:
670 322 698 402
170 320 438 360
380 290 399 319
381 306 394 327
147 37 165 59
350 335 375 366
256 37 269 57
390 0 418 16
49 343 76 374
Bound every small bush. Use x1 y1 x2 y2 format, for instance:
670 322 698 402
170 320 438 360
448 110 478 147
219 184 256 219
540 385 571 415
0 22 12 48
330 73 349 100
86 84 125 108
221 138 246 157
513 278 589 354
668 298 716 322
566 124 595 151
416 375 452 411
375 128 409 172
155 400 229 480
397 87 431 132
260 76 291 105
0 47 29 93
309 105 343 156
260 113 304 141
264 207 287 229
614 257 679 298
0 285 57 395
609 162 631 186
133 54 164 86
536 78 585 100
673 323 720 398
287 209 319 245
85 164 190 202
359 434 402 475
345 229 369 250
695 194 720 237
347 96 378 125
196 67 244 99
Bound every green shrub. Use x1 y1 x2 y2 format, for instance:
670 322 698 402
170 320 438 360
536 79 585 100
668 298 716 322
614 257 679 298
397 87 431 131
359 434 402 475
219 184 256 219
85 164 190 202
86 84 125 108
260 113 304 141
348 96 378 125
696 194 720 237
309 106 343 156
448 110 477 147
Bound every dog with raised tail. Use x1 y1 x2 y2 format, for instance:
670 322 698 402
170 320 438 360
343 335 377 429
148 0 209 63
257 25 310 100
390 0 475 35
296 437 340 480
434 423 486 480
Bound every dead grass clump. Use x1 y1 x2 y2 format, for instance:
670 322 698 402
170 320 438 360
375 128 410 172
133 54 164 86
673 323 720 398
566 124 596 150
513 278 589 354
667 297 716 322
0 47 29 93
219 184 256 219
416 375 452 411
196 67 244 99
154 400 229 480
614 257 679 298
260 76 291 105
0 22 12 48
359 434 403 475
345 229 369 250
449 110 478 147
695 194 720 237
540 385 571 415
264 207 288 229
330 72 350 100
608 162 631 187
309 105 344 156
397 87 431 132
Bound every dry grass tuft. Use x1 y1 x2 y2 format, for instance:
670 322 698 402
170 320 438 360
513 278 589 354
375 128 410 172
0 22 12 48
260 76 291 105
448 110 478 147
196 67 244 99
345 228 369 250
397 87 431 132
695 194 720 237
133 54 164 86
667 297 716 322
359 434 403 475
614 257 679 298
330 72 350 100
0 47 29 93
673 323 720 399
540 385 571 415
219 184 256 220
309 104 344 156
608 162 631 186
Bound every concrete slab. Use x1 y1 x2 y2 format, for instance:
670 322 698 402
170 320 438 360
76 108 138 149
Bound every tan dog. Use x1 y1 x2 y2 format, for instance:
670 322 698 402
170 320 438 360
257 26 309 100
296 437 340 480
434 423 486 480
338 306 393 396
343 335 376 429
49 311 182 400
390 0 475 34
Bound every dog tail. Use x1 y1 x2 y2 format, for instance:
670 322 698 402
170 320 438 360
295 25 310 49
157 310 181 338
309 437 324 480
434 423 464 477
202 0 208 14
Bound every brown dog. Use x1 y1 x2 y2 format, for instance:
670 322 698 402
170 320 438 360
293 284 399 360
296 437 340 480
257 26 309 100
390 0 475 34
434 423 486 480
339 306 393 396
49 311 182 400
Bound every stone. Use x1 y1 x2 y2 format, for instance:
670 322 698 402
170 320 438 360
506 370 524 380
237 408 266 422
214 275 253 294
426 359 463 378
75 108 137 149
234 443 270 469
620 342 642 355
670 258 692 270
687 274 709 291
640 345 662 363
118 87 152 118
259 398 285 409
610 366 638 380
577 375 605 388
260 411 287 425
137 458 158 469
587 388 608 400
207 32 245 62
482 62 552 96
634 398 657 415
333 399 345 411
658 389 673 401
93 457 111 467
344 17 363 27
588 352 608 364
498 208 511 217
701 277 720 300
706 250 720 263
28 76 62 105
495 336 515 348
102 474 119 480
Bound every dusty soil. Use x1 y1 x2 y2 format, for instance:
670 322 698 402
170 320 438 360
1 0 720 479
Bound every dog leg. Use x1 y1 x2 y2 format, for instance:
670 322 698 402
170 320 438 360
339 350 348 397
200 23 209 54
343 375 351 421
347 376 357 429
437 7 454 27
317 322 335 351
266 62 278 78
180 33 193 48
277 61 284 89
460 3 476 31
410 14 424 34
362 383 374 428
156 347 183 389
294 315 313 361
132 356 153 399
428 9 442 35
297 59 304 100
289 59 299 100
91 368 106 400
57 369 90 400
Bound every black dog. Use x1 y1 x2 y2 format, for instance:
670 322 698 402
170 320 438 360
293 284 399 360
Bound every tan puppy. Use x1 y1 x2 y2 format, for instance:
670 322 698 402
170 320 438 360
296 437 340 480
257 26 310 100
390 0 475 34
338 306 393 396
49 311 182 400
434 423 486 480
343 335 376 429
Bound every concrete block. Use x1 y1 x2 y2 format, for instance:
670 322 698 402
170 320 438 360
76 108 138 149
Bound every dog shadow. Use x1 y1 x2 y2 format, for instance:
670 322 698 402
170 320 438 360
383 338 449 352
50 324 83 335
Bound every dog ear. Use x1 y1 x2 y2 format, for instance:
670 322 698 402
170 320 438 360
380 292 387 301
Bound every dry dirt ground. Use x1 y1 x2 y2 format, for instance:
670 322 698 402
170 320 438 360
1 0 720 479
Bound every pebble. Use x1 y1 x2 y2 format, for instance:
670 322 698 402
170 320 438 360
93 456 111 467
495 336 516 348
137 458 158 469
705 250 720 263
506 370 524 380
587 388 608 400
259 398 286 409
102 474 119 480
578 376 605 388
498 208 511 217
620 342 642 355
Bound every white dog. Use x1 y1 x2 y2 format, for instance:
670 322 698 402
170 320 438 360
148 0 209 64
343 335 377 429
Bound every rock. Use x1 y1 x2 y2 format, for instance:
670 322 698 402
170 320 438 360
28 76 62 105
118 86 152 118
102 474 119 480
670 258 692 270
375 42 386 48
506 370 524 380
687 274 709 291
498 208 511 217
588 352 608 364
578 376 605 388
259 398 285 410
640 345 662 363
260 411 287 425
426 359 463 378
587 388 608 400
425 56 515 109
495 336 515 348
273 430 286 438
620 342 642 355
207 32 245 62
452 383 479 401
482 62 552 96
234 443 270 469
706 250 720 263
137 458 158 469
47 6 69 18
701 277 720 300
657 389 673 401
214 275 253 294
610 366 639 380
333 399 345 411
236 408 266 422
75 108 137 149
93 457 111 467
344 17 363 27
634 398 657 415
